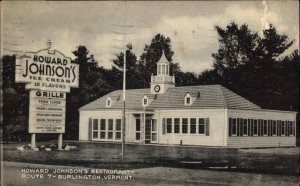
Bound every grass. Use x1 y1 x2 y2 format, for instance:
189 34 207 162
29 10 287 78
2 141 299 175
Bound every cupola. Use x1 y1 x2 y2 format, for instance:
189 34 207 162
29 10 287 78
150 51 175 94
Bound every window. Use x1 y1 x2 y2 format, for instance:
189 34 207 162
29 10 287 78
108 119 113 130
136 119 141 140
158 65 161 75
231 118 237 136
92 119 99 139
162 118 166 134
281 121 285 136
182 118 188 133
101 119 106 130
162 64 165 74
116 119 121 130
174 118 180 133
263 120 268 136
108 132 113 139
106 97 112 107
289 121 295 136
243 119 248 136
89 118 92 140
253 120 258 136
116 132 121 140
100 119 106 139
205 118 210 136
143 98 148 105
152 119 157 142
93 119 98 130
272 120 277 136
115 119 121 140
152 119 157 131
166 118 172 133
228 117 295 138
190 118 196 134
166 65 169 75
199 118 205 134
184 94 192 105
107 119 113 139
186 97 190 104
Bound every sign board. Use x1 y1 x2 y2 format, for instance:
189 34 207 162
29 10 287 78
29 90 66 133
15 49 79 92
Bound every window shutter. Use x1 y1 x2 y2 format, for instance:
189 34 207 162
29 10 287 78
259 119 264 136
162 118 166 134
292 121 295 136
205 118 210 136
285 121 288 136
229 118 232 137
250 119 253 137
268 120 271 136
237 119 240 136
257 119 261 136
88 118 92 141
239 118 243 136
248 119 251 136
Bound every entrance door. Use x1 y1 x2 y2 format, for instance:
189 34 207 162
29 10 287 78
151 119 158 143
145 119 158 144
145 119 151 144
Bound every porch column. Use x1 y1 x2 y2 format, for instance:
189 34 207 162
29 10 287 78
140 112 145 144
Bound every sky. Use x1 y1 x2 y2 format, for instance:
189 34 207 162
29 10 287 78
2 1 299 73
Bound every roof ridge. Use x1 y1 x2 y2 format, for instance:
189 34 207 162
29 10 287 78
219 85 261 109
168 84 220 89
217 85 228 108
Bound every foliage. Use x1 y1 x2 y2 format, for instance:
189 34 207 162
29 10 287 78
208 22 297 111
2 55 29 142
65 46 112 139
2 25 298 141
138 34 181 87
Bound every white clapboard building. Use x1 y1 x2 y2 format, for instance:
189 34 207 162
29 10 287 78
79 53 296 147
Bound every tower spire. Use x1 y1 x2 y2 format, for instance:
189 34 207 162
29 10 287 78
150 49 175 94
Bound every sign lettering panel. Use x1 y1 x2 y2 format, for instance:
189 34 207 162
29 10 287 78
15 49 79 92
29 90 66 133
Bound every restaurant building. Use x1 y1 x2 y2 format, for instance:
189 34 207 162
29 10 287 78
79 52 296 147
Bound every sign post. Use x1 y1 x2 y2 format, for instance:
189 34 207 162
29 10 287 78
58 133 63 150
31 134 36 150
15 41 79 149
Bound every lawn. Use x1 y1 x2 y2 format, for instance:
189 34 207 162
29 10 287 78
2 141 299 175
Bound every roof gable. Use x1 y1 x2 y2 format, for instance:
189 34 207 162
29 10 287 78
157 51 170 64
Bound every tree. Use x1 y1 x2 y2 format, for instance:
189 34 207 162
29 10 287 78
65 46 112 139
109 44 142 89
261 25 294 61
138 34 181 86
274 50 299 111
2 55 29 142
212 22 260 75
251 25 294 109
211 22 295 110
198 69 222 85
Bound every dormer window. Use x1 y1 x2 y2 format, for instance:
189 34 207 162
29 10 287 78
143 97 148 107
185 92 199 106
185 94 192 105
186 97 191 104
106 97 112 107
184 92 200 106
